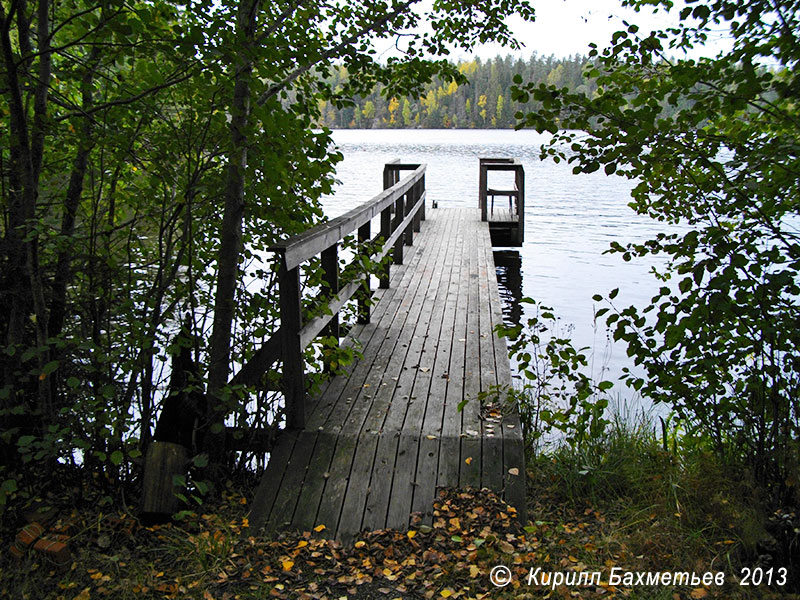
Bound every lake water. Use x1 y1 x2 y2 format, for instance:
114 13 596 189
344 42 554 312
323 129 674 409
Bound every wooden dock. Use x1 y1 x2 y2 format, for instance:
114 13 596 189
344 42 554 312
246 163 525 542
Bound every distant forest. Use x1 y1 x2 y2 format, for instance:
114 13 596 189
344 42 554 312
318 54 595 129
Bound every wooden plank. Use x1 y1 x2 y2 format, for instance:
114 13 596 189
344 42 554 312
481 434 504 493
411 210 465 521
437 212 471 495
290 431 338 532
436 435 461 493
385 432 419 530
249 430 300 531
480 163 488 220
336 433 380 542
299 190 426 351
463 211 492 490
400 210 458 433
502 412 527 522
377 209 456 435
361 432 400 531
459 436 482 489
315 433 359 536
299 276 364 350
488 208 515 223
264 430 317 532
357 207 455 440
412 435 439 523
461 212 482 440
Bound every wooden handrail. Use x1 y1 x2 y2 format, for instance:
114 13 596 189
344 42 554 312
230 163 427 429
271 164 425 271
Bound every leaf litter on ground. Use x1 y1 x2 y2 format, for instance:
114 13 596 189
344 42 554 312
2 488 791 599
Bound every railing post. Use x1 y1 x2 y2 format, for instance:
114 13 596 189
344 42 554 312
479 162 488 221
393 194 404 265
357 221 371 324
380 205 391 289
404 189 413 246
412 180 422 233
279 259 305 429
321 244 339 342
516 164 525 245
420 174 426 220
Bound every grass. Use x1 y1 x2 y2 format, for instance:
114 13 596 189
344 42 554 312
1 413 797 599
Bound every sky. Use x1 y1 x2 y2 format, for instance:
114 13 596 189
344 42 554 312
474 0 677 59
374 0 733 62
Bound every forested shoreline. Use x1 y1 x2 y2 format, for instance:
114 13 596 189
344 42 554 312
318 53 594 129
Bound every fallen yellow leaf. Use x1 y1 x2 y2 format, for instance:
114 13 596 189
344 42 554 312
281 560 294 571
407 530 417 539
313 524 326 532
465 457 472 465
690 588 708 599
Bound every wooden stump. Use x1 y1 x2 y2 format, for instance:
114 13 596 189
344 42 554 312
141 441 188 517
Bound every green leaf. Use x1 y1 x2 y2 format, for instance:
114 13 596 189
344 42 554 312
42 360 59 376
17 435 35 447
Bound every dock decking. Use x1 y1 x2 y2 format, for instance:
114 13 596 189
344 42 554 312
249 207 525 541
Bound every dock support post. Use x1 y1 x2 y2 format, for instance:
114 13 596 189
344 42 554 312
279 261 305 429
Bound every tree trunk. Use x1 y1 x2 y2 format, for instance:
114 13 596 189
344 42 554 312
205 0 261 457
0 0 52 419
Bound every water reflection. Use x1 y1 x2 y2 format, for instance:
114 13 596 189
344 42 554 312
494 250 523 328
